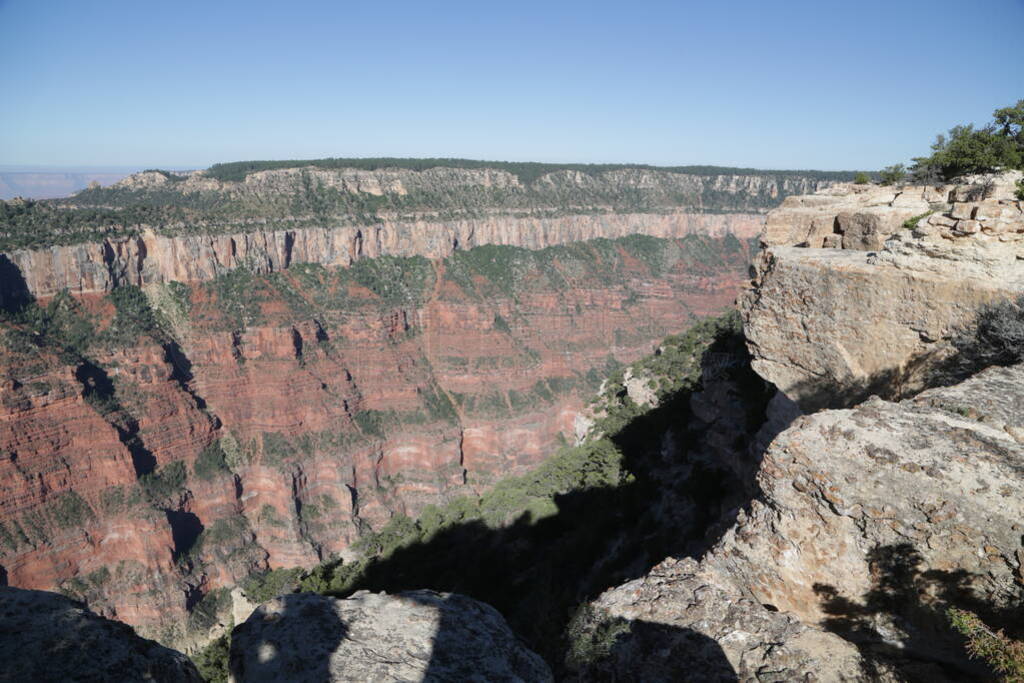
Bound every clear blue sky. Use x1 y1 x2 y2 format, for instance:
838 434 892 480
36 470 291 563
1 0 1021 171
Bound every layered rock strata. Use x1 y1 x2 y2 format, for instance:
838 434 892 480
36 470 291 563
5 211 763 298
2 163 848 297
0 234 752 648
229 590 552 682
743 171 1024 409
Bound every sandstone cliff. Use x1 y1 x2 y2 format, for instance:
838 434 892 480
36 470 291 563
743 171 1024 409
4 211 763 298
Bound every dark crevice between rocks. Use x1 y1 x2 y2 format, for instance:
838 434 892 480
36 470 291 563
230 331 244 364
290 327 303 363
162 340 211 413
283 231 295 269
313 320 329 343
75 359 156 476
166 509 204 564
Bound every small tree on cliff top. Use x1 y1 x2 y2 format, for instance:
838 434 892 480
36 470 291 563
911 99 1024 181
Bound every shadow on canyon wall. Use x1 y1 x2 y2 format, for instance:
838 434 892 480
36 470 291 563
813 543 1024 681
0 255 31 316
284 324 776 680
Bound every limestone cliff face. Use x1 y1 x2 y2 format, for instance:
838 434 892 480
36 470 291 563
742 171 1024 409
2 162 846 297
589 364 1024 680
6 211 763 298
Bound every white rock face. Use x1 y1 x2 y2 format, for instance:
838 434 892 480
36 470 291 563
743 171 1024 409
229 590 552 682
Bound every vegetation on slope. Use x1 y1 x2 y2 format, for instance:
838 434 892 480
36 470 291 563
204 157 857 184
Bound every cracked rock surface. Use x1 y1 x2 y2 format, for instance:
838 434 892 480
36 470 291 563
587 364 1024 681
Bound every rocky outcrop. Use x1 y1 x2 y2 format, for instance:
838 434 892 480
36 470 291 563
0 586 200 682
5 211 763 298
580 557 869 681
743 171 1024 409
590 363 1024 680
229 590 552 682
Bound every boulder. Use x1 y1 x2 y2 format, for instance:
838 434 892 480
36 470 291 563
229 590 552 682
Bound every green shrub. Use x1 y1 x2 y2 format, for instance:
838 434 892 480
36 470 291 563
949 608 1024 681
103 285 164 347
139 460 187 501
2 290 95 360
854 172 871 184
193 440 230 481
192 633 230 683
353 410 386 438
48 490 94 529
187 587 232 633
493 313 511 334
565 603 632 672
956 295 1024 367
260 431 295 467
912 100 1024 181
241 567 304 604
1015 179 1024 201
879 163 907 186
902 211 934 230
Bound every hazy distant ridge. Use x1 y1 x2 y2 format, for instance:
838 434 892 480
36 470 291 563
0 171 136 200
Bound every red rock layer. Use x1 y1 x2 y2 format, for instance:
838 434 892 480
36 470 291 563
0 234 753 647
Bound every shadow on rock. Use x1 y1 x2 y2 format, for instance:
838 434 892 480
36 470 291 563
229 593 346 683
230 590 555 682
565 612 739 682
813 543 1024 681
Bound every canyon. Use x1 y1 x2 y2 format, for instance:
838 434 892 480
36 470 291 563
0 162 819 650
1 165 1021 681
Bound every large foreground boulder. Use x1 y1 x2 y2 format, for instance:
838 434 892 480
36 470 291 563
0 586 200 682
229 590 552 682
587 364 1024 680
